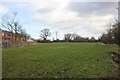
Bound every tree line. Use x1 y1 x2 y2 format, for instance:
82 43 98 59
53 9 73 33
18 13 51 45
37 28 97 43
98 2 120 46
1 11 119 45
98 21 120 45
38 22 119 45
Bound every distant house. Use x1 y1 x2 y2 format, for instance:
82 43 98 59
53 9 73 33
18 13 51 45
27 39 34 42
0 29 29 41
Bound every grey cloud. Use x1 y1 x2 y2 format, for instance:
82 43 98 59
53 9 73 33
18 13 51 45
37 8 54 14
4 1 117 39
67 2 118 17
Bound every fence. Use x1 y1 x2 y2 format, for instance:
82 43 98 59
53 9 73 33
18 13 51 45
1 40 36 48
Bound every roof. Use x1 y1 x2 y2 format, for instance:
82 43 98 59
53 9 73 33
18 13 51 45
2 30 12 33
1 29 28 36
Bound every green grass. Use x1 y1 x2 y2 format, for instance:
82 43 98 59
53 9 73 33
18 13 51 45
2 43 119 78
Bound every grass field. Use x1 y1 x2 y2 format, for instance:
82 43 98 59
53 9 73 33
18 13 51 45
2 43 119 78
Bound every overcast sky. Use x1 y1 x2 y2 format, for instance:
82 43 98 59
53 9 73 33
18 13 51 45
0 0 118 40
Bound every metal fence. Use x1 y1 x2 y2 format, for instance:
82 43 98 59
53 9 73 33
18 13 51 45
1 40 36 48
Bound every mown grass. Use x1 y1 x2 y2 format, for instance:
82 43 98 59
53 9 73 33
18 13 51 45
2 43 119 78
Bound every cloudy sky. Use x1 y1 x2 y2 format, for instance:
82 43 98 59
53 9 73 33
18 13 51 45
0 0 118 40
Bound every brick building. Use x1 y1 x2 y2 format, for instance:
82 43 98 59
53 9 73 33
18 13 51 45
0 29 28 41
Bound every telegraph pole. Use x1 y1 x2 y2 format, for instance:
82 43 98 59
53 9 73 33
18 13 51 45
56 31 57 40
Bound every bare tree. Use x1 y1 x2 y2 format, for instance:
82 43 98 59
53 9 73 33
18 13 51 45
40 28 51 41
0 12 23 40
72 33 79 40
64 33 73 41
13 21 23 40
99 2 120 45
20 29 30 41
0 12 18 32
90 37 96 42
14 21 22 34
64 33 79 41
